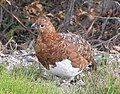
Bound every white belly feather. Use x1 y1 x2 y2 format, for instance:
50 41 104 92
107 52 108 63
49 59 81 78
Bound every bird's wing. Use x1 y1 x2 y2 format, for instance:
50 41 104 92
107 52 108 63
58 33 96 70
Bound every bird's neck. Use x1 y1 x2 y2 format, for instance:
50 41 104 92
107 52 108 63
37 31 59 44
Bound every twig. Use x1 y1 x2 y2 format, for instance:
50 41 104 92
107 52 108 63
94 16 120 22
0 4 37 36
0 7 3 22
93 33 120 48
2 36 13 52
0 7 3 28
98 15 110 40
77 22 87 32
86 18 97 36
107 33 120 46
2 23 13 34
9 40 17 51
57 0 75 32
40 2 53 8
114 1 120 6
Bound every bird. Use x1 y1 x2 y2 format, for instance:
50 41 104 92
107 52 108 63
32 16 97 80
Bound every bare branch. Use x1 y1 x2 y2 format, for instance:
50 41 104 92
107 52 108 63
0 4 37 36
57 0 75 32
94 16 120 22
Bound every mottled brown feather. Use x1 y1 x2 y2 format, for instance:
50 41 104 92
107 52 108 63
34 17 97 70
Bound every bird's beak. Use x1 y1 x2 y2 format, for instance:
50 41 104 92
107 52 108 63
31 23 38 36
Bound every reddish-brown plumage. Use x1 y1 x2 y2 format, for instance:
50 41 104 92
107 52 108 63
33 16 97 78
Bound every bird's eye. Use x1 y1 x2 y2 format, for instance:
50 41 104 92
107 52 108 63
39 24 45 28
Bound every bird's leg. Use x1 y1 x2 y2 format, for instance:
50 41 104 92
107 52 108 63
73 72 85 85
59 70 85 86
59 77 75 87
70 69 85 85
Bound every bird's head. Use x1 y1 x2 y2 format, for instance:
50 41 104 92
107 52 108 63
31 17 56 35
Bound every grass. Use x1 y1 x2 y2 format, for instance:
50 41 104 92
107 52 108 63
0 64 61 94
83 66 119 94
0 58 120 94
66 63 120 94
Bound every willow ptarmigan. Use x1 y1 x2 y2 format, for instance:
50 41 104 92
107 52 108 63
32 16 97 79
